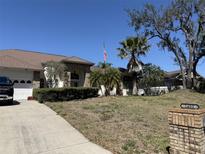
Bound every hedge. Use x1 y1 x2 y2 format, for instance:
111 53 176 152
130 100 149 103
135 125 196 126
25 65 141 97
33 87 99 103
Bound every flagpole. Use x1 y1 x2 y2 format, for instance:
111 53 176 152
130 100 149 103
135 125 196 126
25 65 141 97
103 42 106 64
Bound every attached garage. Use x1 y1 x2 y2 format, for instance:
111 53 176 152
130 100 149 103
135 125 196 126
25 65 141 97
0 68 33 100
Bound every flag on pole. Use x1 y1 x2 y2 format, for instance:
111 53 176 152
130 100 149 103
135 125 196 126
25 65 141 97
104 48 107 63
103 42 107 63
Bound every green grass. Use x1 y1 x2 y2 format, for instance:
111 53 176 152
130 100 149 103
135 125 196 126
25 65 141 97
45 90 205 154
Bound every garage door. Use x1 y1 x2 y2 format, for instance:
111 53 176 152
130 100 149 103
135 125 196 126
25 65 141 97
0 68 33 100
13 80 33 100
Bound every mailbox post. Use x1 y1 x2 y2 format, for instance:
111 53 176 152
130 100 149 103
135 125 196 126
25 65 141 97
168 104 205 153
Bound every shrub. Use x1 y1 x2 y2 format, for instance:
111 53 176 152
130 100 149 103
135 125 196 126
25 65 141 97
195 80 205 93
33 87 99 103
90 63 121 96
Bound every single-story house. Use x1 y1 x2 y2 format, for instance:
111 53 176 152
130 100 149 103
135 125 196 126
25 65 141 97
164 70 183 88
121 69 184 95
95 67 185 96
0 49 94 100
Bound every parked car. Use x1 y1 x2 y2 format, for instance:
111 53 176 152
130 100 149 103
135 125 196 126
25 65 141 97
0 76 14 104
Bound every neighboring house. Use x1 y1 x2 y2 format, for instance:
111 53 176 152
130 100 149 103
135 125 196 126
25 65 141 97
164 70 183 91
114 68 184 96
91 66 185 96
164 70 182 86
164 70 205 91
0 49 94 100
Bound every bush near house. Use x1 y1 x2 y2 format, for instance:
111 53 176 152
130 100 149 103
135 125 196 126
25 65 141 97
90 62 121 96
33 87 99 103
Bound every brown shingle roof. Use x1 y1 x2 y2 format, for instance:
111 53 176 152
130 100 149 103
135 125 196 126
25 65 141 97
164 70 181 78
0 55 41 70
0 49 94 70
62 56 95 65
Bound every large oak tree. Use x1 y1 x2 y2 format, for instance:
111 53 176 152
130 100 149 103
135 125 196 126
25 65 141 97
128 0 205 89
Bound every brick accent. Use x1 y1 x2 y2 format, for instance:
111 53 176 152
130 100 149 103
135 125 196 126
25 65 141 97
168 108 205 154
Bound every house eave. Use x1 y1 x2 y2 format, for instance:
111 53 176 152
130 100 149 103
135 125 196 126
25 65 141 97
0 66 43 71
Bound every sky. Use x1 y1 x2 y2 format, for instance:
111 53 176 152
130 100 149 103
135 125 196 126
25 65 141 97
0 0 204 76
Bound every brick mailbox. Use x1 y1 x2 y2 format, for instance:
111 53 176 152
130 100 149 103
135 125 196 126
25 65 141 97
168 104 205 154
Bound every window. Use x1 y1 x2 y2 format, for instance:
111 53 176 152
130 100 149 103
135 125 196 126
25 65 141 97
20 80 25 83
71 72 79 87
27 80 32 84
33 71 40 80
13 80 19 84
71 72 79 80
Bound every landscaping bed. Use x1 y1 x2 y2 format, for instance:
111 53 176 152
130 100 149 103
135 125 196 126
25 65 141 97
45 90 205 154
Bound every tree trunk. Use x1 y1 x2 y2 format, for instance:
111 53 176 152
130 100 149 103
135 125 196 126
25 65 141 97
186 74 193 89
132 78 138 95
186 43 195 89
174 49 187 89
180 65 187 89
166 38 187 89
105 89 110 96
182 73 187 89
100 85 104 96
193 53 205 88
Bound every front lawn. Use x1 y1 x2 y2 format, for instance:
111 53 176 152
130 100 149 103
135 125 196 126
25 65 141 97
45 90 205 154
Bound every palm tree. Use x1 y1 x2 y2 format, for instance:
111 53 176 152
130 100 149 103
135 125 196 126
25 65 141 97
103 67 121 95
90 63 121 96
42 61 66 88
117 36 150 95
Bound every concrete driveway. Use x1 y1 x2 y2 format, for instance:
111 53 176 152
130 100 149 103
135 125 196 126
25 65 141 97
0 101 112 154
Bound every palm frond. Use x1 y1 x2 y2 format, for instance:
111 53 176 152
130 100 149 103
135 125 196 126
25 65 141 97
117 36 150 73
